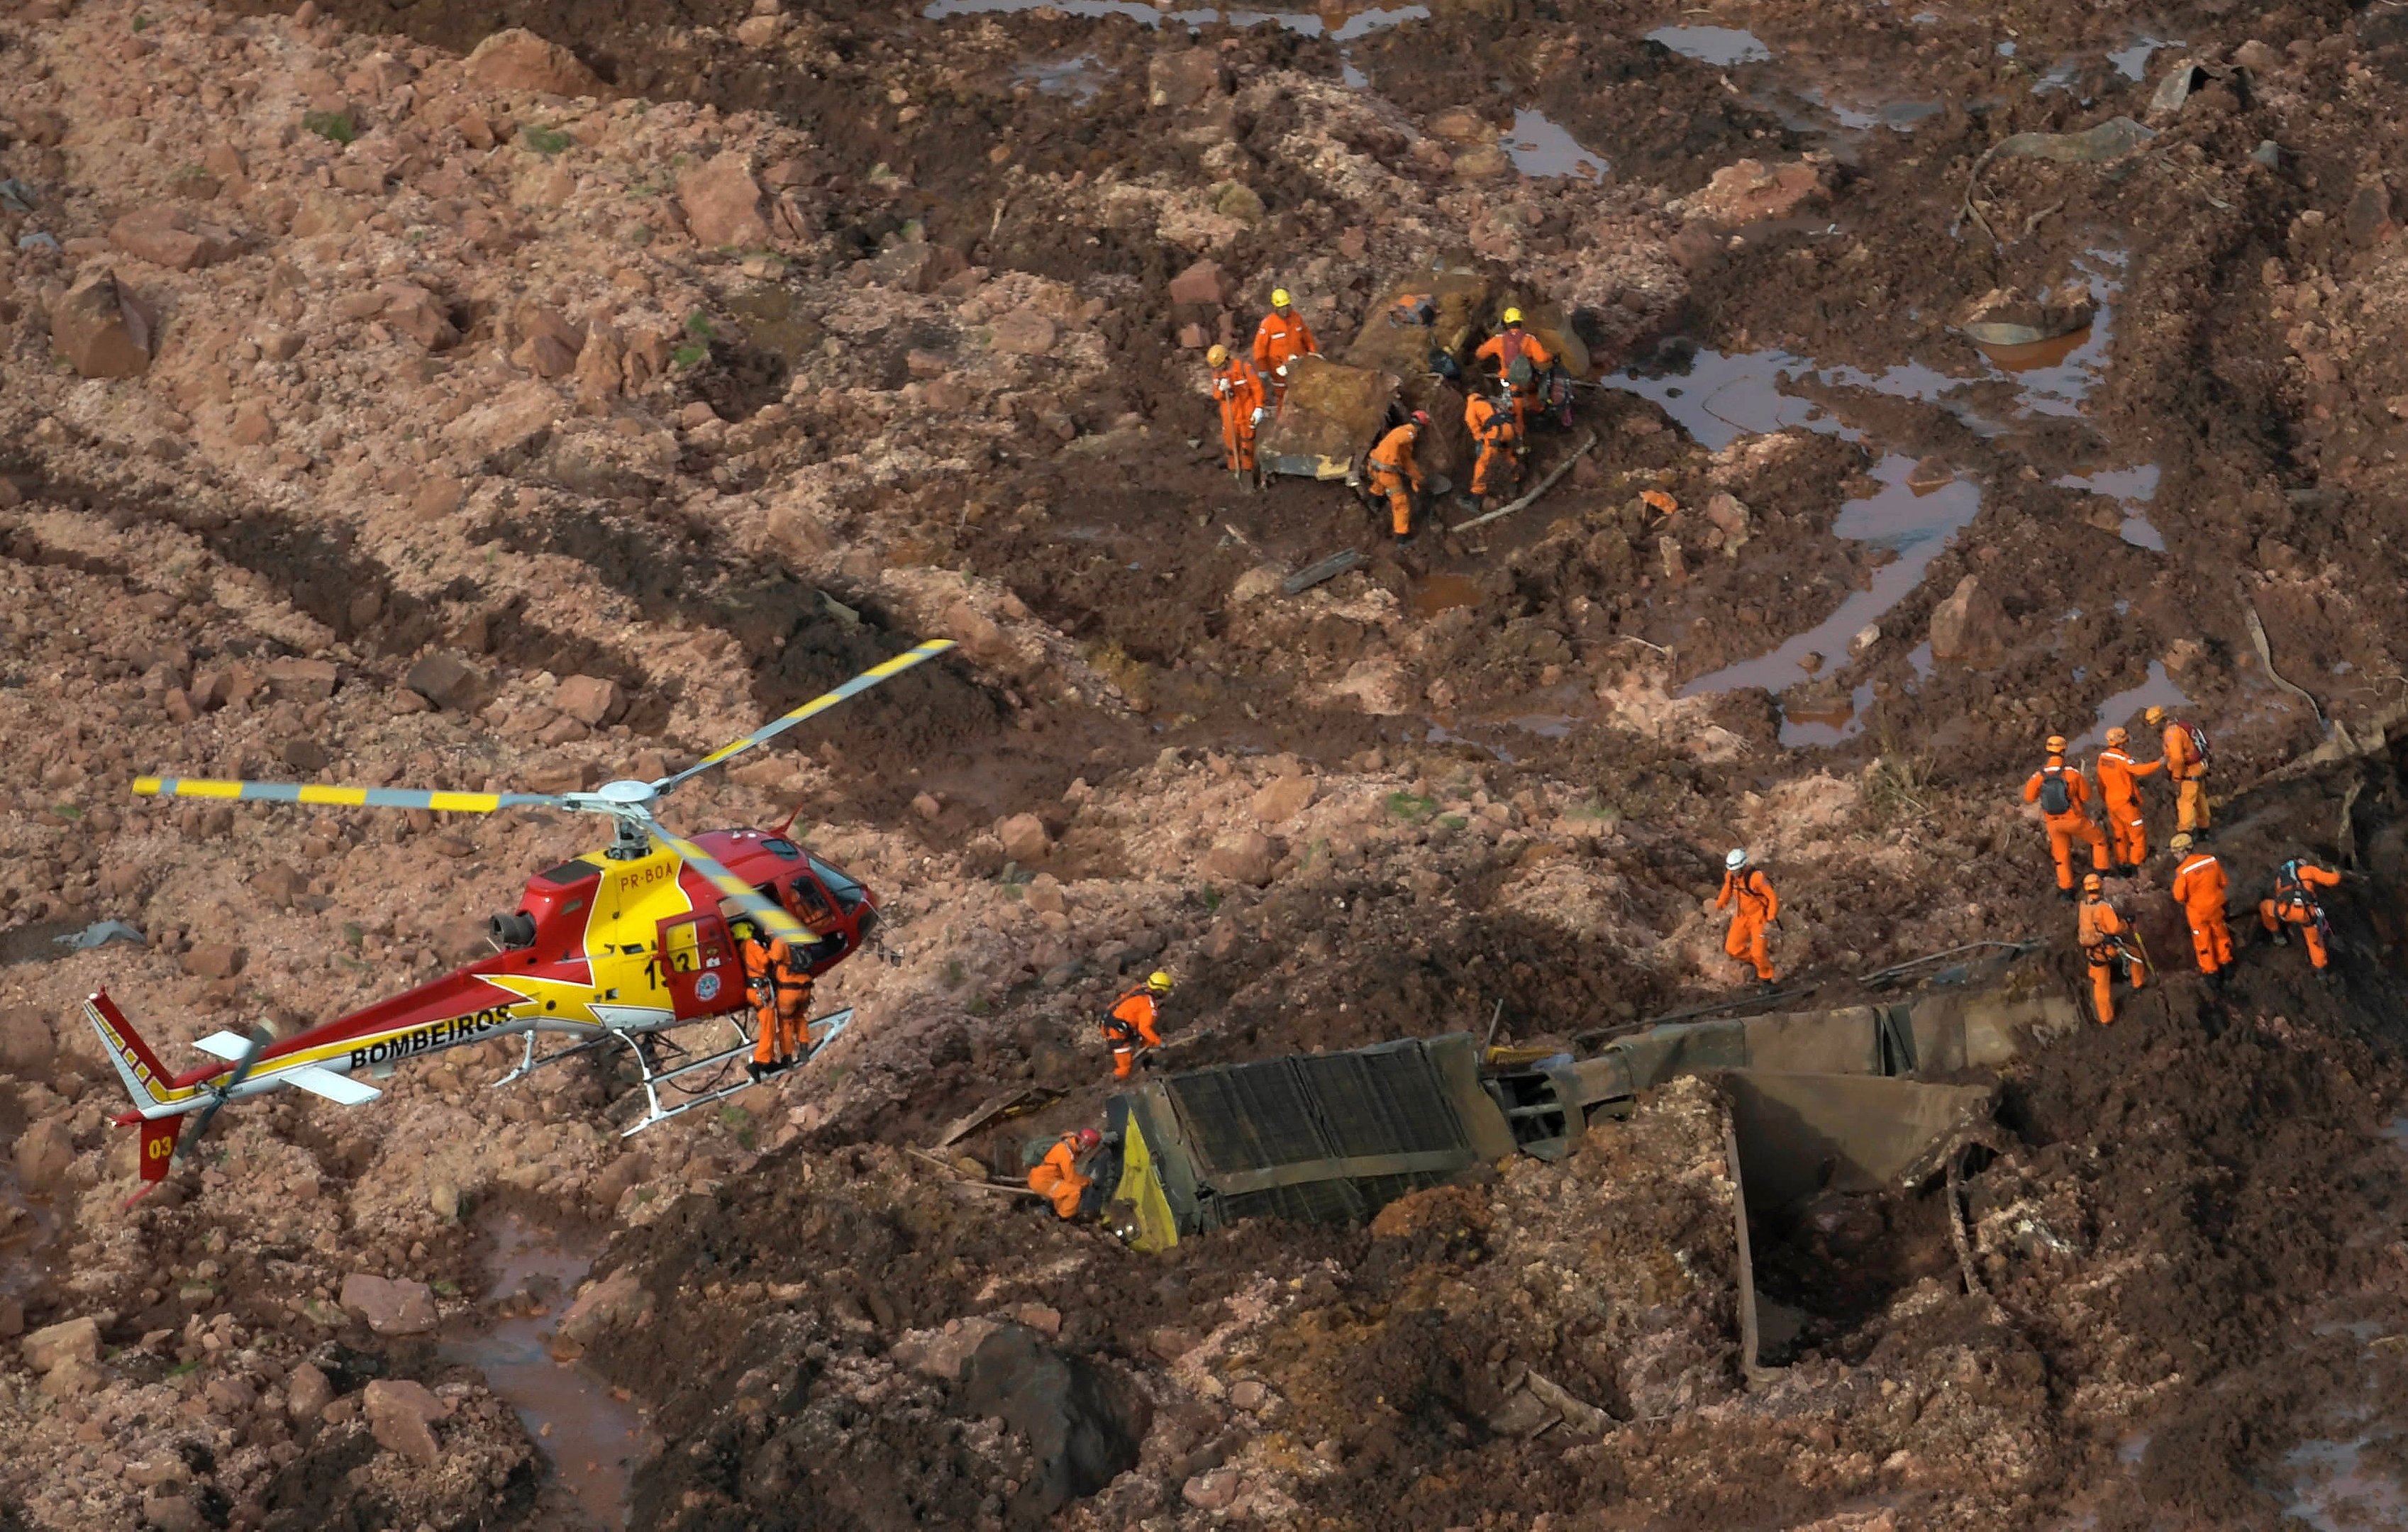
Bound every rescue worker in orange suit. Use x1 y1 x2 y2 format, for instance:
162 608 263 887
2260 855 2344 974
1716 847 1780 988
2094 726 2162 870
1474 307 1554 436
1464 389 1520 511
2149 704 2211 838
1367 411 1428 542
2168 833 2233 987
1206 343 1267 489
2024 734 2110 899
1027 1127 1099 1220
1103 970 1172 1079
1252 289 1319 411
2077 872 2147 1024
736 920 814 1080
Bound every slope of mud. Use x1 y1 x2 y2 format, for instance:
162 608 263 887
12 0 2408 1523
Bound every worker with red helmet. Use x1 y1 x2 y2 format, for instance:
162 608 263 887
1028 1127 1101 1219
1367 411 1429 542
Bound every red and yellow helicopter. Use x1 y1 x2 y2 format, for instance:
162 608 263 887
87 638 955 1197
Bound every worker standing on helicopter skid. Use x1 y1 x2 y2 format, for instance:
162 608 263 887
1252 290 1319 411
1027 1127 1099 1220
2024 735 2110 898
1716 848 1780 987
2077 872 2146 1024
1206 344 1267 489
2094 726 2161 870
1367 411 1428 542
1103 970 1172 1079
737 920 814 1080
1464 389 1520 509
2260 855 2344 973
1475 308 1554 436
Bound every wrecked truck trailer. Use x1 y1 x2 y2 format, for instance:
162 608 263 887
1097 977 2075 1368
1252 265 1591 486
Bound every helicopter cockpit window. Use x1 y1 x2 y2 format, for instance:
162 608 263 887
809 855 867 911
760 838 804 860
786 875 836 922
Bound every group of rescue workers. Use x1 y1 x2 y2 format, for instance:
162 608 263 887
1714 708 2350 1024
1206 290 1565 540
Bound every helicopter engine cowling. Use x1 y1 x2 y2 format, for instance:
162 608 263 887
489 911 538 950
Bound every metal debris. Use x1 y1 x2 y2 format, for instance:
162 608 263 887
1281 548 1363 596
52 920 145 951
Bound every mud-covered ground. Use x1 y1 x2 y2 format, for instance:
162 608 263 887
11 0 2408 1523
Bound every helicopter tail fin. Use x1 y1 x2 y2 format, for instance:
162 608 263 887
83 989 202 1116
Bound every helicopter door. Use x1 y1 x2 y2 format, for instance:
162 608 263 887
655 912 736 1018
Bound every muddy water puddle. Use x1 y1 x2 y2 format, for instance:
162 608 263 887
1503 108 1607 182
1646 24 1771 66
441 1214 648 1530
1409 570 1483 617
1615 244 2144 743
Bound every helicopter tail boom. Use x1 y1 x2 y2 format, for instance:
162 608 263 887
84 990 207 1119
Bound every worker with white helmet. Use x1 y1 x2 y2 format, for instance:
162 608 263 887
1715 848 1780 987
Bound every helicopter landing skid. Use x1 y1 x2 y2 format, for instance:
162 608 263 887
616 1007 855 1137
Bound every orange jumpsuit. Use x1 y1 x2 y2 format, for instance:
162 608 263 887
1026 1134 1091 1220
1211 355 1266 474
741 933 813 1066
2024 757 2110 891
1252 311 1319 407
1465 393 1519 500
2094 745 2162 868
1716 866 1779 982
2077 893 2146 1024
2170 849 2234 975
2163 722 2210 836
1367 422 1423 537
2259 860 2342 969
1475 326 1554 435
1103 989 1163 1079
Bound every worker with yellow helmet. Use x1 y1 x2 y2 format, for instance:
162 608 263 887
1475 306 1555 436
1102 970 1175 1080
2023 733 2110 899
1205 343 1267 489
1252 288 1319 411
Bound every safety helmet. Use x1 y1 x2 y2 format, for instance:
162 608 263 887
1725 848 1748 870
1271 288 1292 309
2105 726 2129 746
1075 1128 1102 1150
1502 306 1524 324
2082 872 2103 893
2169 832 2193 852
2046 735 2068 753
1410 409 1430 426
1147 970 1174 994
1206 343 1228 366
2144 705 2165 724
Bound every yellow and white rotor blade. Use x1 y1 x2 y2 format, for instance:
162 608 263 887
133 777 568 814
653 638 955 795
650 828 821 945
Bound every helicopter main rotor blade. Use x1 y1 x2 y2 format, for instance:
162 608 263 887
648 827 821 946
133 777 571 814
174 1026 272 1163
652 638 955 796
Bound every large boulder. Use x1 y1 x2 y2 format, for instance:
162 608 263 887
1929 574 2009 665
51 270 155 378
362 1378 447 1463
960 1326 1148 1519
1204 830 1277 887
20 1316 99 1376
0 1007 54 1075
464 28 603 96
110 206 239 270
339 1273 438 1336
678 152 770 248
996 813 1052 864
13 1118 74 1192
556 1267 653 1345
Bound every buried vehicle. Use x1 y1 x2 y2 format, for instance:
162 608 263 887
1254 264 1592 491
1090 973 2075 1372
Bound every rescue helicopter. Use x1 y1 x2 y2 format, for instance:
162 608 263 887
87 638 955 1198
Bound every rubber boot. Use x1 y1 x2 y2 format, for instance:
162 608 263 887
746 1061 769 1083
2269 929 2289 946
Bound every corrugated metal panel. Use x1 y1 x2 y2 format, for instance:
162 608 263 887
1170 1059 1328 1174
